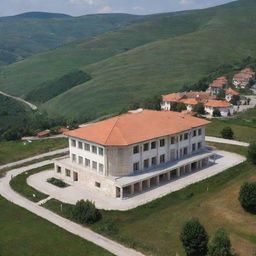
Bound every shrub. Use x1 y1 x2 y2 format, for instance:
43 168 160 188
180 218 208 256
220 127 234 140
248 143 256 164
216 89 226 100
192 103 205 115
208 228 232 256
72 200 101 224
47 177 69 188
239 182 256 213
213 108 221 117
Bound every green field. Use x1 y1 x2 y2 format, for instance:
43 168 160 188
0 195 113 256
1 0 256 120
0 138 68 165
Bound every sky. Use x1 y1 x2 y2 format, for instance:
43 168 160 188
0 0 235 17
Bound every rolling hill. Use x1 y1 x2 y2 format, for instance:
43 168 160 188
0 12 146 65
1 0 256 121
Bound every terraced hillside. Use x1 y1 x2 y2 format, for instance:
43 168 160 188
1 0 256 120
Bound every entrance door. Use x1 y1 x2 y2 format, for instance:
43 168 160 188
73 172 78 181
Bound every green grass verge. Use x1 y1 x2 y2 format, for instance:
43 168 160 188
0 195 113 256
10 165 52 202
0 138 68 165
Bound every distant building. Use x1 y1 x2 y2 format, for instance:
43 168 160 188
58 127 70 134
225 88 240 102
207 76 228 95
233 68 255 89
53 109 215 199
37 130 50 138
204 100 233 117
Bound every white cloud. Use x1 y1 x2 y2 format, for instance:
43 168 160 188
133 6 144 11
179 0 194 5
98 5 112 13
69 0 98 5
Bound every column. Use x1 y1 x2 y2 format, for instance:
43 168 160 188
130 184 134 194
147 179 150 188
177 168 181 177
167 171 171 181
156 176 160 185
139 182 143 192
120 188 123 199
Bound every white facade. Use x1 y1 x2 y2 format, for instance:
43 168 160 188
205 105 233 117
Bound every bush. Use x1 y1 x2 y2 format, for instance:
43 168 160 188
216 89 226 100
221 127 234 140
248 143 256 164
171 102 187 112
47 177 69 188
208 228 232 256
239 182 256 213
192 103 205 115
72 200 101 224
180 218 208 256
213 109 221 117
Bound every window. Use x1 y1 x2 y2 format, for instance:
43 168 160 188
193 130 197 137
198 129 202 136
95 182 101 188
85 158 90 167
160 154 165 164
78 141 83 149
133 145 139 154
133 162 139 172
180 134 183 141
198 142 202 149
92 145 97 154
192 143 196 152
99 163 104 173
99 147 104 156
84 143 90 151
92 161 97 170
184 133 188 140
183 147 188 155
71 139 76 147
72 154 76 162
57 166 61 173
151 157 157 166
144 159 149 169
151 141 156 149
160 139 165 147
78 156 83 165
143 143 149 151
65 169 71 177
171 137 175 144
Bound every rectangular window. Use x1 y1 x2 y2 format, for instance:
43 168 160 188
171 137 175 144
71 139 76 147
99 163 104 173
92 161 97 170
193 130 197 137
92 145 97 154
160 154 165 164
85 158 90 167
133 162 139 172
65 169 71 177
84 143 90 151
95 182 101 188
192 143 196 152
99 147 104 156
184 133 188 140
144 159 149 169
78 141 83 149
183 147 188 155
72 154 76 162
160 139 165 147
151 157 157 166
180 134 183 141
143 143 149 151
78 156 83 165
57 166 61 173
151 141 156 149
198 142 202 149
133 145 139 154
198 129 202 136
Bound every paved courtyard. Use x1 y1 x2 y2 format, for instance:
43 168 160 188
27 150 246 211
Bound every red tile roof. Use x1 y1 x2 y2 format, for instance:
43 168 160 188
241 68 255 76
162 93 183 102
66 110 210 146
208 80 226 88
226 88 240 96
37 130 50 137
180 98 198 105
205 100 231 108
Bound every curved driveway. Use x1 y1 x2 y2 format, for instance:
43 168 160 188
0 161 145 256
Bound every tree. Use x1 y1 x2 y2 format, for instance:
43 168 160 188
230 95 240 106
72 200 101 224
212 108 221 117
239 182 256 213
180 218 208 256
170 102 187 112
208 228 232 256
216 89 226 100
248 143 256 164
192 103 205 115
220 127 234 140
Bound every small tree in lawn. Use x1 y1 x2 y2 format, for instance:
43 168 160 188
213 108 221 117
239 182 256 213
192 103 205 115
208 228 232 256
180 218 208 256
221 127 234 140
248 143 256 164
72 200 101 224
216 89 226 100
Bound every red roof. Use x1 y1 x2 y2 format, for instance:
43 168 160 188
162 92 215 102
180 98 198 105
209 80 226 88
162 93 183 102
241 68 255 76
233 73 251 80
226 88 240 96
37 130 50 137
217 76 228 81
66 110 210 146
205 100 231 108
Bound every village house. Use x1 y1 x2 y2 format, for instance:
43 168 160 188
53 109 215 199
225 88 240 102
204 100 233 117
207 76 228 95
37 129 50 138
233 68 255 89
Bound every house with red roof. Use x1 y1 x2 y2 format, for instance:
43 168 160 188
225 88 240 102
207 76 228 95
233 68 255 88
204 100 233 117
53 109 215 198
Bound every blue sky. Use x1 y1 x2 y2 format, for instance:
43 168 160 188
0 0 235 17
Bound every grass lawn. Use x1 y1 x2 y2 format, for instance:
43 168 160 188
44 143 256 256
0 138 68 165
10 165 52 202
0 195 113 256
